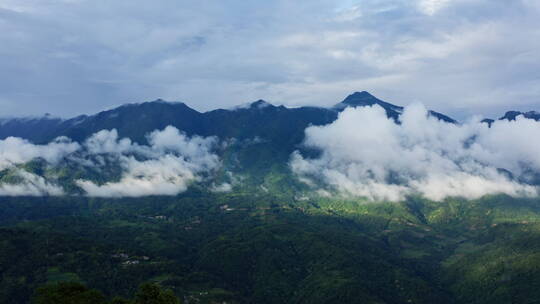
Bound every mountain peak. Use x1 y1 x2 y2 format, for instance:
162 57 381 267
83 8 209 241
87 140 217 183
334 91 403 112
114 99 190 111
341 91 379 106
333 91 457 123
249 100 273 109
349 91 376 98
146 98 186 106
500 111 522 121
500 110 540 121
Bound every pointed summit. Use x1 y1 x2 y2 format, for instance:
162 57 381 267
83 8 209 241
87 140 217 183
334 91 403 111
333 91 404 121
333 91 456 123
249 99 273 109
341 91 379 106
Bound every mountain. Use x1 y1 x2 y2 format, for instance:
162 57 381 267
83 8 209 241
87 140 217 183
1 92 538 192
481 118 495 127
1 92 540 304
0 100 204 144
4 92 540 146
0 114 68 143
333 91 456 123
0 91 458 189
59 100 205 144
500 110 540 121
480 110 540 127
334 91 404 112
0 92 453 144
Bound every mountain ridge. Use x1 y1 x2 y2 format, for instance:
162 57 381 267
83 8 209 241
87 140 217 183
0 92 537 145
0 92 450 143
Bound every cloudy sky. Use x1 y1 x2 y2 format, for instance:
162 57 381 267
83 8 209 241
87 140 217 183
0 0 539 119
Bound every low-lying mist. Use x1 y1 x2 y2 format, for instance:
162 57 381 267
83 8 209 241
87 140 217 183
0 126 220 197
291 104 540 201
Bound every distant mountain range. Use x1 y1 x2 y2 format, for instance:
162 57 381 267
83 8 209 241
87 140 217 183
0 91 537 189
4 91 534 145
481 110 540 126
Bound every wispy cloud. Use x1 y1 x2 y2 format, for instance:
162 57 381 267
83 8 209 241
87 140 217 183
0 136 79 169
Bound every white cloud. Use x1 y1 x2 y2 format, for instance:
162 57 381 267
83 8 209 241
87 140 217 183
83 129 134 155
0 126 220 197
290 104 540 201
0 136 79 169
76 155 201 197
75 127 220 197
0 170 64 196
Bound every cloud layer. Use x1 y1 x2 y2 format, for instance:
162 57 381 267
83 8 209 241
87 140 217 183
75 126 220 197
291 105 540 201
0 136 80 170
0 0 539 118
0 170 64 196
0 126 220 196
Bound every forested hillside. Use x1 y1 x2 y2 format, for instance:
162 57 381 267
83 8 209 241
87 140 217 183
2 193 540 303
1 92 539 303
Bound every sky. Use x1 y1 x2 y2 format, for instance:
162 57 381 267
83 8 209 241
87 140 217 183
0 0 539 119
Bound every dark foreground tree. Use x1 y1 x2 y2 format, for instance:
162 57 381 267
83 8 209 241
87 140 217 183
34 282 106 304
134 283 180 304
34 282 181 304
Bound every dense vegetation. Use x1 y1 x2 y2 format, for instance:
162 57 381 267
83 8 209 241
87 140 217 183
2 192 540 303
35 282 180 304
1 93 539 303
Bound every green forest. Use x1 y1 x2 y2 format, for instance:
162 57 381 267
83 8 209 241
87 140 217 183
2 191 540 303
